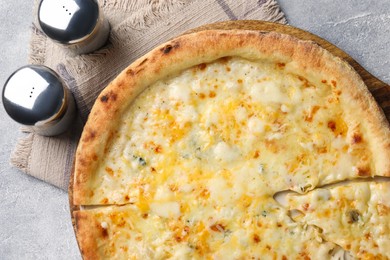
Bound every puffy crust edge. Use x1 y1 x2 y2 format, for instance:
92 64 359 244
73 30 390 205
74 210 102 260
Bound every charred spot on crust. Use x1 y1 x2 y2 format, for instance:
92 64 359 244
109 92 117 101
258 31 269 36
126 68 135 75
135 68 145 76
162 45 173 54
139 58 148 66
75 213 88 230
198 63 207 70
100 91 118 103
161 42 180 54
117 81 124 88
78 158 87 167
276 62 286 69
126 68 145 76
218 56 231 63
83 129 97 142
100 95 109 102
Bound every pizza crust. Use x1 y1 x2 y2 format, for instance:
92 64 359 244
74 210 101 259
73 30 390 205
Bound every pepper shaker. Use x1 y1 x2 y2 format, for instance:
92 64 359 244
38 0 110 54
2 65 76 136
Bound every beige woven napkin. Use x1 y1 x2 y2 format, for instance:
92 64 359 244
11 0 287 190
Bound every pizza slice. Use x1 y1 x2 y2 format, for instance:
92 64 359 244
74 198 345 259
284 181 390 259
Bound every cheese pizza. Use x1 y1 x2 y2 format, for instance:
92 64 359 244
72 30 390 259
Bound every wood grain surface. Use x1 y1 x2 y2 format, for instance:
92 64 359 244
69 20 390 252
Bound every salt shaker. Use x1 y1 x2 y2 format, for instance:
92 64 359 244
2 65 76 136
38 0 110 54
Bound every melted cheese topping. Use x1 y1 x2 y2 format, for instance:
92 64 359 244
84 201 340 259
286 182 390 259
91 58 373 203
82 57 381 258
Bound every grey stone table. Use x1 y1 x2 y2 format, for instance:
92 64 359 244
0 0 389 259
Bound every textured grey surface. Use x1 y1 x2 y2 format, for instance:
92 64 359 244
0 1 81 259
0 0 389 259
278 0 390 83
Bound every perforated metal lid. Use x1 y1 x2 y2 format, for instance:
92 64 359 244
2 65 65 126
38 0 100 44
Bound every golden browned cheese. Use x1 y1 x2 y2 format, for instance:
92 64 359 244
72 30 390 259
81 57 376 205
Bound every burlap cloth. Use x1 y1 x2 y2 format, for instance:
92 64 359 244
11 0 287 190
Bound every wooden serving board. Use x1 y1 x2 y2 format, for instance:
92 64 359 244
68 20 390 252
